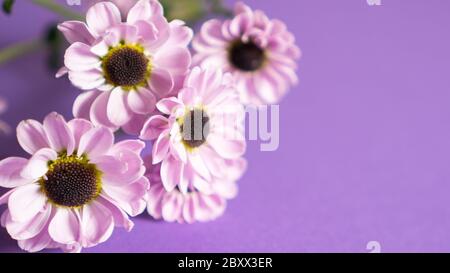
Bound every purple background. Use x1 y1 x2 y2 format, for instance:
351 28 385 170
1 0 450 252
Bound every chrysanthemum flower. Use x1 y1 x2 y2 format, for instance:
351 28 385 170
140 66 246 192
0 112 148 252
145 156 247 223
192 2 301 105
58 0 192 134
0 97 10 134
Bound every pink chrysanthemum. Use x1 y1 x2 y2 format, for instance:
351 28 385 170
193 2 301 105
58 0 192 134
145 156 247 223
0 112 148 252
0 97 10 134
140 66 246 193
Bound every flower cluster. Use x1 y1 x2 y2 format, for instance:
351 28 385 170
0 0 299 252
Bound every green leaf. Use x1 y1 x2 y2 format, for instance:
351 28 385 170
2 0 14 15
160 0 205 23
45 23 63 70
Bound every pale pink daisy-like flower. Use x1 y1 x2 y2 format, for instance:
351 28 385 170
140 66 246 193
57 0 192 134
0 112 148 252
0 97 11 134
145 156 247 223
192 2 301 105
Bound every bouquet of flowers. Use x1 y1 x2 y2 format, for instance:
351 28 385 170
0 0 300 252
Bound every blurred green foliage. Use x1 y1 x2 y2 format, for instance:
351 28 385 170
2 0 14 14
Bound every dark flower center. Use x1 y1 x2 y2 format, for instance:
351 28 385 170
180 109 210 149
229 40 265 71
40 154 101 207
103 45 149 88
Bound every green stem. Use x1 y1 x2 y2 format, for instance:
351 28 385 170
31 0 84 20
0 39 45 66
208 0 233 18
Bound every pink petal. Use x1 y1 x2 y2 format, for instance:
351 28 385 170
77 127 114 158
68 69 105 90
86 2 121 36
55 66 68 78
17 226 52 253
57 21 95 44
198 146 225 178
155 97 182 115
161 192 183 222
192 174 213 194
226 157 248 181
152 133 170 164
43 112 75 155
252 75 279 104
188 152 211 181
177 169 189 194
72 90 100 120
146 183 165 219
213 180 239 199
9 183 47 222
200 194 226 220
166 20 193 47
0 157 31 188
102 176 149 216
112 139 145 155
61 243 82 253
229 12 253 37
90 91 119 130
127 88 156 115
178 87 197 105
154 46 191 75
90 39 110 56
0 189 14 206
109 23 138 44
186 66 222 98
6 204 51 240
107 88 133 126
148 68 174 97
182 195 195 224
64 42 101 71
170 137 187 163
208 133 246 159
121 113 149 135
126 0 152 24
234 1 252 14
20 148 57 180
91 155 126 176
80 201 114 247
16 119 49 155
103 150 145 186
139 115 169 140
160 155 183 191
97 197 134 232
199 19 227 46
48 208 80 244
67 119 94 149
134 20 158 49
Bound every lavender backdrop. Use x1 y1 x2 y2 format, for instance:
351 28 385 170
1 0 450 253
